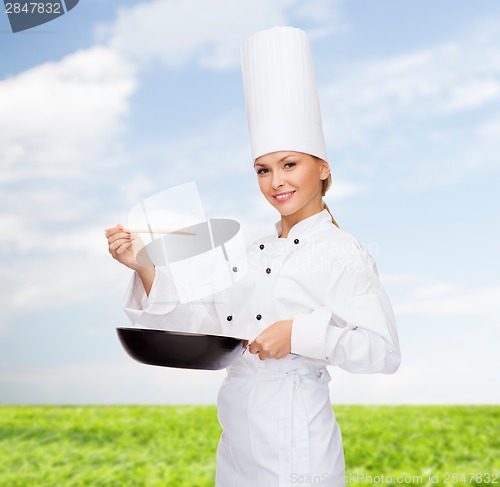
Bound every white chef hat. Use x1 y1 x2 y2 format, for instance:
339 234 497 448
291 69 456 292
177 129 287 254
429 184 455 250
241 26 327 162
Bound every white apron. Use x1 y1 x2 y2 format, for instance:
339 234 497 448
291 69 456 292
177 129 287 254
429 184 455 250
216 355 345 487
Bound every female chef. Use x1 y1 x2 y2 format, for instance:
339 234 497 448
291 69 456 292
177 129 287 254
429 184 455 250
106 26 400 487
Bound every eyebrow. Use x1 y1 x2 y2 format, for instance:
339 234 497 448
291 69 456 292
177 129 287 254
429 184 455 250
254 154 295 167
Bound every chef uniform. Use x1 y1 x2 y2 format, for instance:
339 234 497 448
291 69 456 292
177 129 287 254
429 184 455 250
123 26 400 487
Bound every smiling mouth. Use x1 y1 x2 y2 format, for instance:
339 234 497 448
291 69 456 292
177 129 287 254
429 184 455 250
272 191 295 202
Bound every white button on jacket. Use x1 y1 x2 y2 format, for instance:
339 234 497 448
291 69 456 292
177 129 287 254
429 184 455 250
123 208 401 486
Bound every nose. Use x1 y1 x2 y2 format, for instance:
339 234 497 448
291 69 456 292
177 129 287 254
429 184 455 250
271 170 284 189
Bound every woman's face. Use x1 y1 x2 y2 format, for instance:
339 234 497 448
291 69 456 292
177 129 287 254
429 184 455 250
254 151 330 219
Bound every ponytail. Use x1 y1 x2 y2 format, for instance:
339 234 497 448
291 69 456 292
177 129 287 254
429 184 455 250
320 169 339 228
323 200 339 228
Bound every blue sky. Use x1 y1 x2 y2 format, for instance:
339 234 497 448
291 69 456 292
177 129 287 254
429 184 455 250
1 0 499 404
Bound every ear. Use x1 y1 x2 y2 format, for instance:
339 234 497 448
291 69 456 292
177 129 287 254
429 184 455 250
319 160 331 181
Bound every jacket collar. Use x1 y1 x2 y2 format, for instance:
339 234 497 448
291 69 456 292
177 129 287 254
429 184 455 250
274 208 333 240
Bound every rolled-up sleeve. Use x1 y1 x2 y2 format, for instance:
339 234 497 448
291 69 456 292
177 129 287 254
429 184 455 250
324 290 400 373
291 307 331 360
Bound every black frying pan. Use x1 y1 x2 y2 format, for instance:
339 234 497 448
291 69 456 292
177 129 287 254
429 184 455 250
116 327 245 370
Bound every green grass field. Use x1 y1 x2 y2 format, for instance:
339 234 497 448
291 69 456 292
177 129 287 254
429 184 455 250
1 405 498 486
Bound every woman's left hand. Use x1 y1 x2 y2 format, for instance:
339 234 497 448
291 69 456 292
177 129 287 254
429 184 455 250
248 320 292 360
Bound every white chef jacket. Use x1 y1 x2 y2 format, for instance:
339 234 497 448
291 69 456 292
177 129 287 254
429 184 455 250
123 208 401 487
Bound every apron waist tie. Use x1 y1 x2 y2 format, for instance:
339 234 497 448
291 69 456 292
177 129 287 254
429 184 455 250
227 364 331 486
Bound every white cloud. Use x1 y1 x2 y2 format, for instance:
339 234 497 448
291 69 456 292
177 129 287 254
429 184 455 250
412 282 460 299
320 21 500 182
395 285 500 316
381 274 500 325
101 0 286 69
442 78 500 112
332 358 500 404
0 360 226 404
379 273 428 286
323 32 500 134
328 179 364 201
477 115 500 138
99 0 344 70
3 253 126 313
0 46 136 183
0 45 137 320
0 188 108 254
290 0 346 39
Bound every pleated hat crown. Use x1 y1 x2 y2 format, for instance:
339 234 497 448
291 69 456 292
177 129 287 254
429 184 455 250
241 26 327 162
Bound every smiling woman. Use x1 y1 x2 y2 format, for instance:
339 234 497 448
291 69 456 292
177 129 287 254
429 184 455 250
106 25 401 487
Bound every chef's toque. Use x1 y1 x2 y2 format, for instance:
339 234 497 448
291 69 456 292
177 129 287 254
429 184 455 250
241 26 327 162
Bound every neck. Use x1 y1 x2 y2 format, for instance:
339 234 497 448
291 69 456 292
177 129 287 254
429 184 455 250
279 200 324 238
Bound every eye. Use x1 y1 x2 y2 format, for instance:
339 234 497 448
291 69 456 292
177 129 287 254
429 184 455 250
284 162 296 169
256 168 269 175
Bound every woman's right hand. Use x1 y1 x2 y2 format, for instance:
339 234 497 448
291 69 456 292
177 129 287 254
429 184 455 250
105 224 143 271
105 224 155 295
